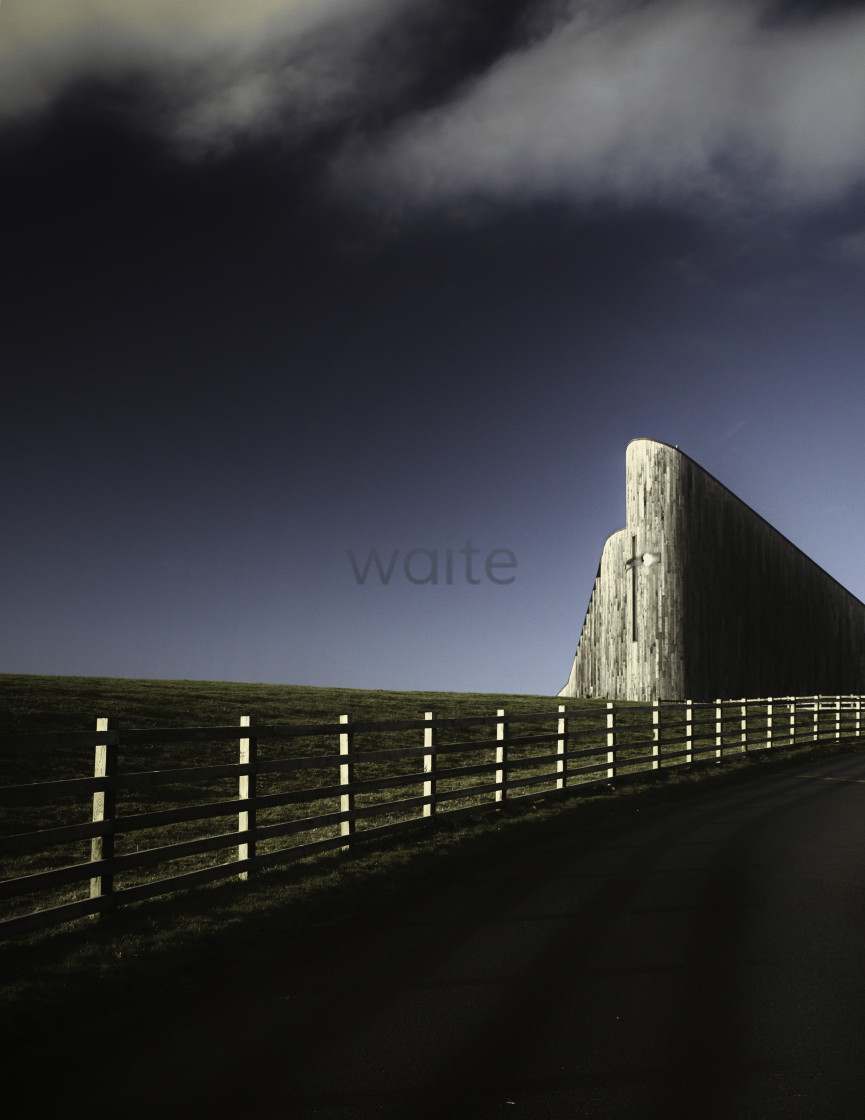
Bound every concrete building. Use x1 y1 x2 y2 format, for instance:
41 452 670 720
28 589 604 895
559 438 865 701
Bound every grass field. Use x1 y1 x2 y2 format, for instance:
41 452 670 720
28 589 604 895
1 673 862 1061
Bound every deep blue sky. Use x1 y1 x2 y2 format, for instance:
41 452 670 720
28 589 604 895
3 0 865 695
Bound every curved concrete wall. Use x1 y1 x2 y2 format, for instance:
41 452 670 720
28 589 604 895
560 439 865 701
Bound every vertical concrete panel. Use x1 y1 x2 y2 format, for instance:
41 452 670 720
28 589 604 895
561 528 630 698
625 439 686 700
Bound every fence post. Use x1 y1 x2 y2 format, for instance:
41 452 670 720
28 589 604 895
836 695 842 741
715 699 723 761
766 698 773 751
90 717 118 910
789 695 797 747
857 696 862 739
652 701 660 770
557 704 567 790
685 701 693 764
606 702 616 780
495 709 507 802
340 714 355 849
238 715 256 880
423 711 437 818
813 696 820 742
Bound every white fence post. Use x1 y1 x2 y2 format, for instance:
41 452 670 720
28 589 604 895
836 695 842 741
495 709 507 802
423 711 436 818
715 699 723 761
90 717 118 908
238 715 257 880
766 698 773 751
740 700 748 754
557 704 567 790
685 701 693 764
813 696 820 742
340 714 354 849
652 700 660 770
790 695 797 747
606 702 616 780
857 695 862 739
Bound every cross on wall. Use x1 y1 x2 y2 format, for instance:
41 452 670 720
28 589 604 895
625 541 661 642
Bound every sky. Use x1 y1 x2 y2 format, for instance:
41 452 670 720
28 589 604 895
3 0 865 697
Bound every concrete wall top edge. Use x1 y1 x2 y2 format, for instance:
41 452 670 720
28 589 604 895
625 437 865 609
626 437 682 456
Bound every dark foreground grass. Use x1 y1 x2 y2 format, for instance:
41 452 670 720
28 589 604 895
1 674 862 1066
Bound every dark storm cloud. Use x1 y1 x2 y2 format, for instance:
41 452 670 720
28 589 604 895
0 0 419 147
4 0 865 216
0 1 533 152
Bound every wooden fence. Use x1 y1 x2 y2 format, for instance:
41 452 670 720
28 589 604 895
1 695 862 938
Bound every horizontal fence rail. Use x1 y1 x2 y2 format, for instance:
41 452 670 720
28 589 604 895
0 695 862 938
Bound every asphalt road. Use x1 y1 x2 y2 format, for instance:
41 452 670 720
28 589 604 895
15 751 865 1119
